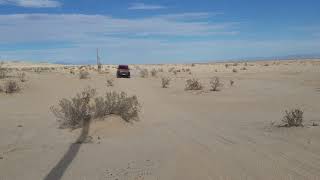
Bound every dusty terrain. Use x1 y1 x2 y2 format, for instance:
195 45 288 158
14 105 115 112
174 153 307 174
1 60 320 180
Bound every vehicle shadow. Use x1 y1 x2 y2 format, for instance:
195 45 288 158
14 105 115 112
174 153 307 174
43 120 90 180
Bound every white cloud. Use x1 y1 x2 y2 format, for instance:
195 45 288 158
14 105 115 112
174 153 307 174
0 0 61 8
128 3 166 10
0 13 238 43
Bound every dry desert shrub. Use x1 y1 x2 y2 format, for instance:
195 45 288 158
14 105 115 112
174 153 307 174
17 72 26 82
0 85 3 93
173 70 178 75
168 67 175 73
281 108 304 127
106 78 114 87
225 64 229 68
230 80 234 86
185 78 203 90
161 77 171 88
210 77 223 91
232 68 238 73
240 67 247 70
4 80 20 94
151 69 157 77
94 91 141 122
79 71 90 79
51 87 96 129
0 62 7 79
140 69 149 78
51 87 141 129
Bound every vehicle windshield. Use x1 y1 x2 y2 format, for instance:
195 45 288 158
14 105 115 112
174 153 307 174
118 65 129 69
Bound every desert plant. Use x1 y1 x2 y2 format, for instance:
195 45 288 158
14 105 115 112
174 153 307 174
79 71 90 79
106 78 114 87
240 67 247 70
281 108 304 127
225 64 229 68
0 62 7 79
0 85 3 93
161 77 171 88
94 91 141 122
140 69 149 78
168 67 175 72
4 80 20 94
230 80 234 86
173 70 178 75
210 77 223 91
185 78 203 90
50 87 96 129
232 68 238 73
151 69 157 77
17 72 26 82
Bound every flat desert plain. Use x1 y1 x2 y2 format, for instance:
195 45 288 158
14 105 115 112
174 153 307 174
1 60 320 180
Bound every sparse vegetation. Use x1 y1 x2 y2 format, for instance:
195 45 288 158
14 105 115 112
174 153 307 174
240 67 247 71
51 87 96 129
232 68 238 73
210 77 223 91
0 62 7 79
281 108 304 127
225 64 229 68
140 69 149 78
230 80 234 86
161 77 171 88
4 80 20 94
51 87 141 129
168 67 175 73
151 69 157 77
79 71 90 79
17 72 26 82
185 78 203 90
94 91 141 122
106 78 114 87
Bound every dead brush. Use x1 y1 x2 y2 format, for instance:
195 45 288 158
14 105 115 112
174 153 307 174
51 87 142 129
50 87 96 129
151 69 157 77
168 67 175 73
185 78 203 90
230 80 234 86
79 71 90 79
161 77 171 88
0 62 7 79
17 72 26 82
281 108 304 127
94 91 141 122
140 69 149 78
106 78 114 87
210 77 223 91
4 80 20 94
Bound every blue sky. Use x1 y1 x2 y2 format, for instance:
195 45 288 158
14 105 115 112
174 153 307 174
0 0 319 64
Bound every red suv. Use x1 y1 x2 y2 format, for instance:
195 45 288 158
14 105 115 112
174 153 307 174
116 65 130 78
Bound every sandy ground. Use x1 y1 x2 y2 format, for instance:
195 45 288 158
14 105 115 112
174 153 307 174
1 60 320 180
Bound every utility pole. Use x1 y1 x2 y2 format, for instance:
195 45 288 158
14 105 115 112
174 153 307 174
97 48 102 72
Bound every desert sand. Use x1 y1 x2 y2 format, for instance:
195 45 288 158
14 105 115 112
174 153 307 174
1 60 320 180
